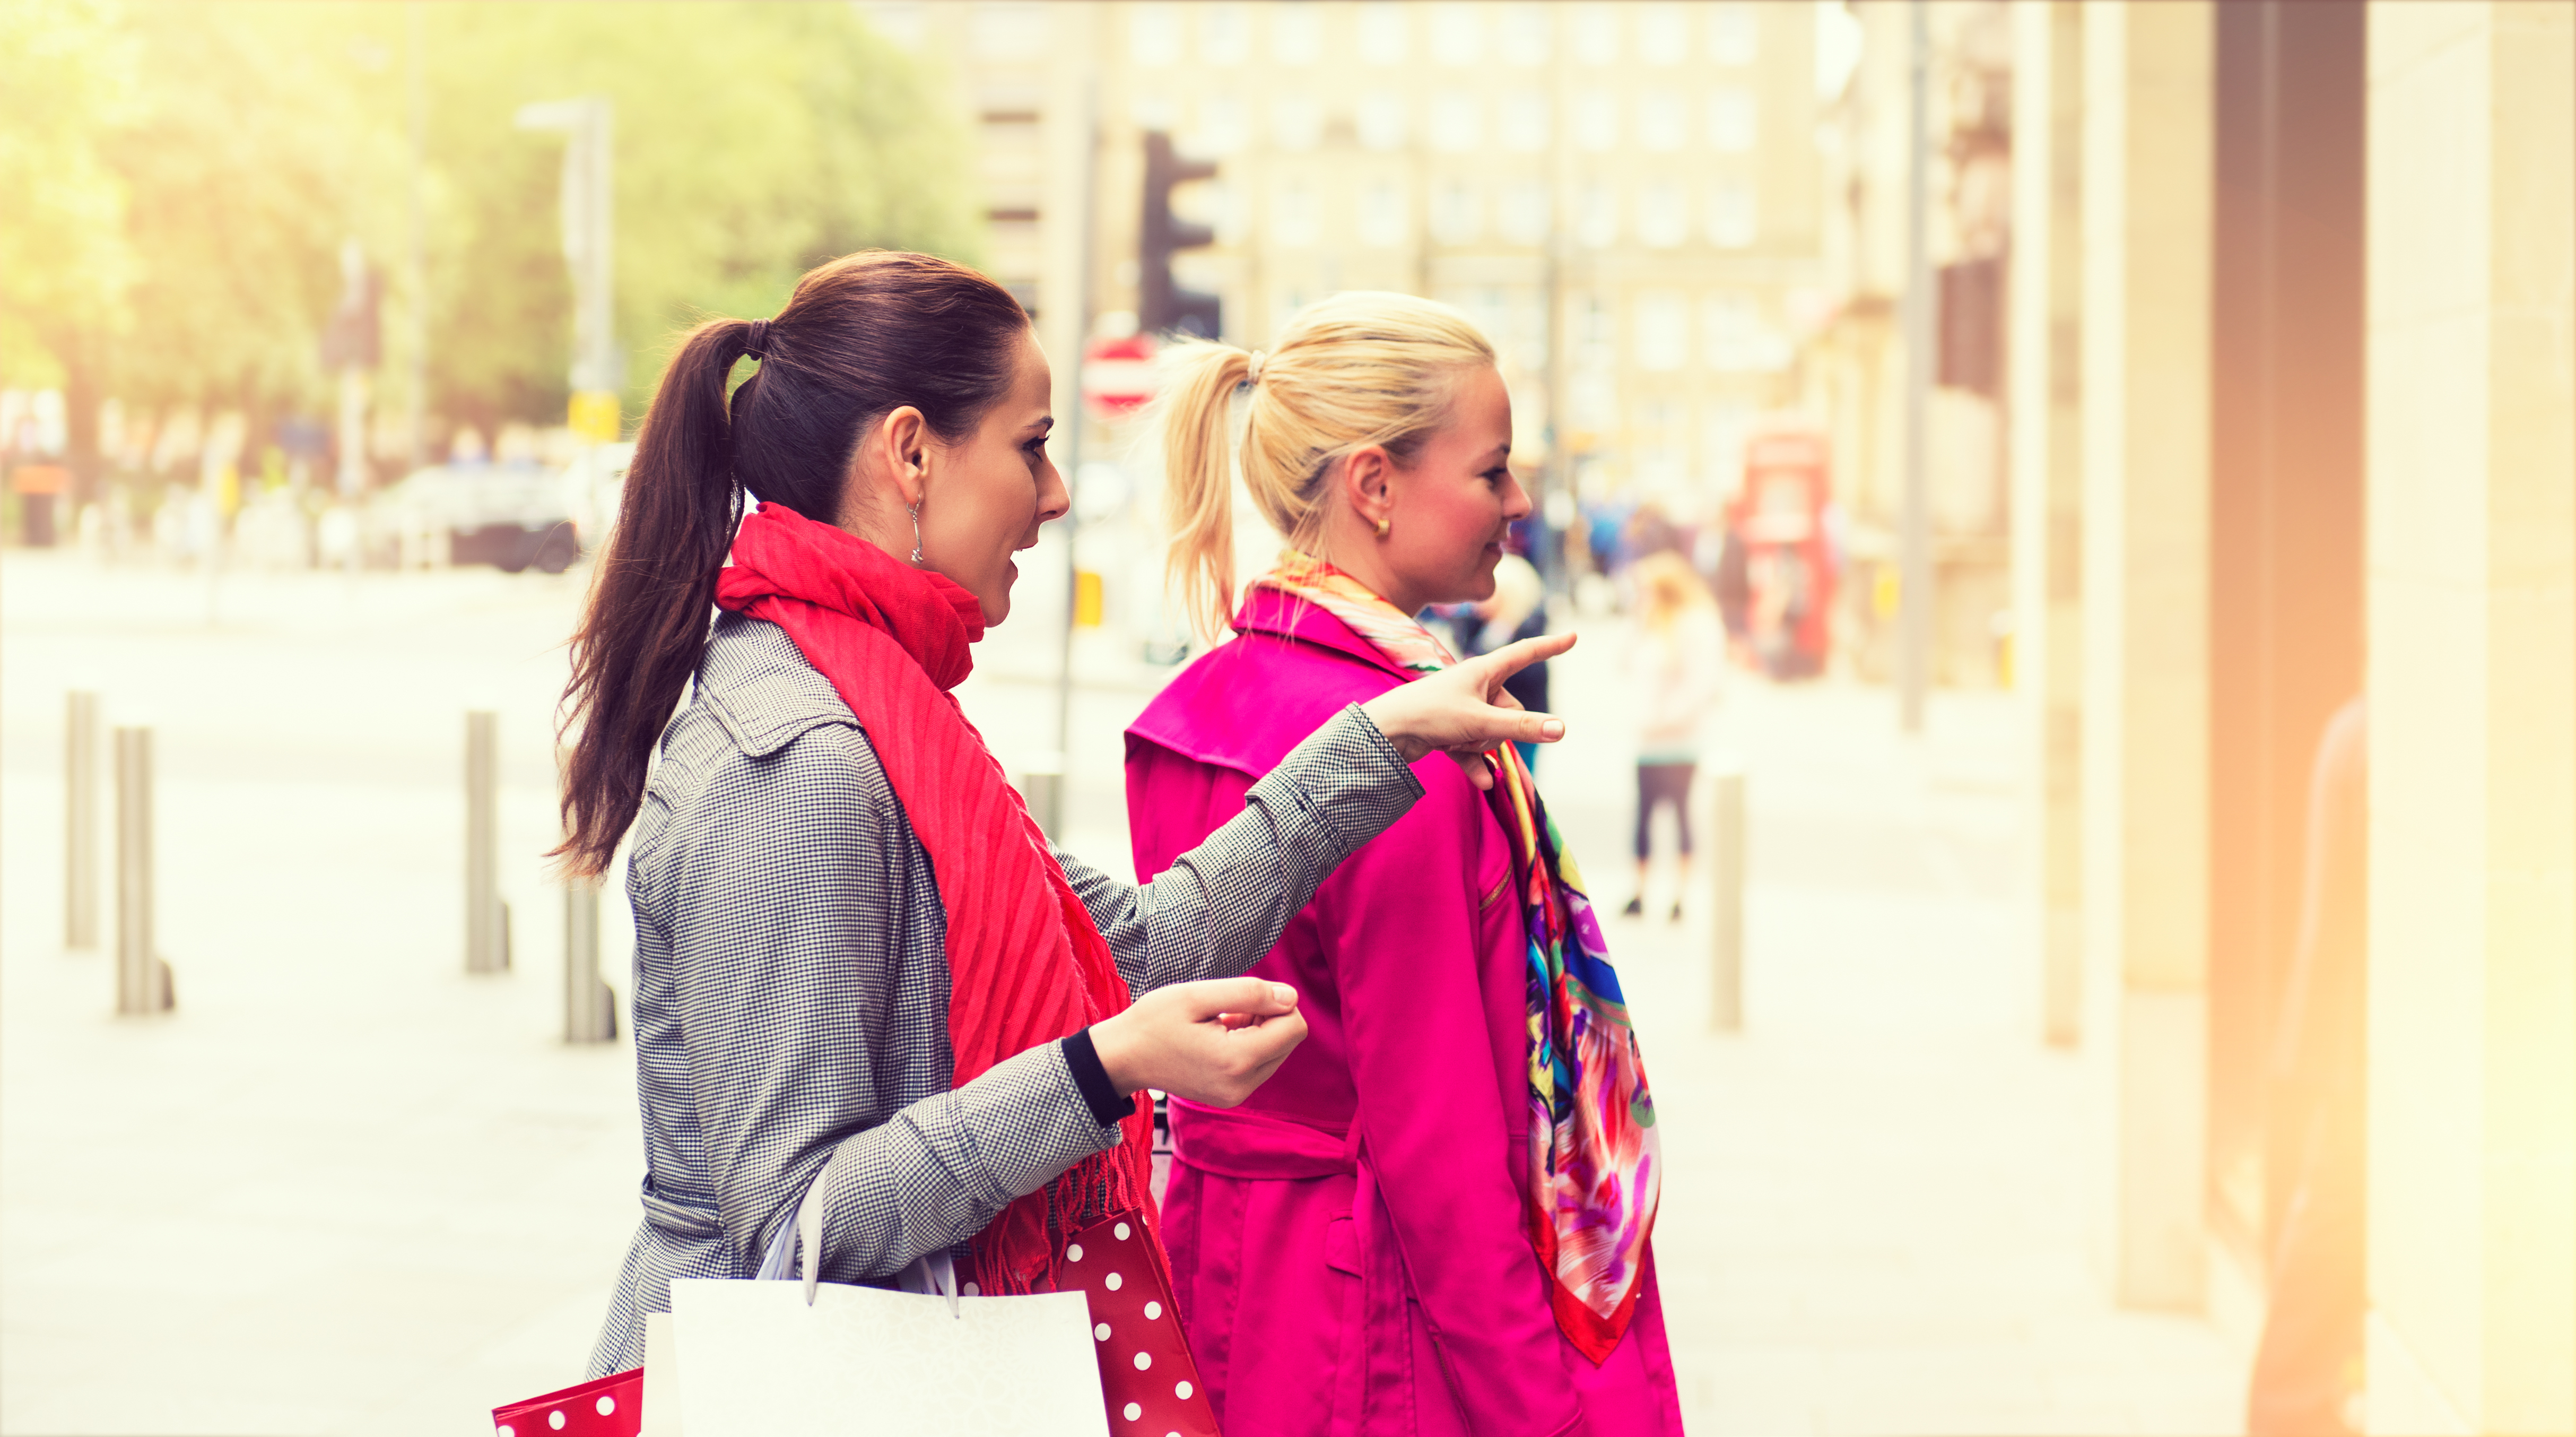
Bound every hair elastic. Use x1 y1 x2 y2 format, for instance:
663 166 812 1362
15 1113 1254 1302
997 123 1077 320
1245 349 1268 384
744 319 770 360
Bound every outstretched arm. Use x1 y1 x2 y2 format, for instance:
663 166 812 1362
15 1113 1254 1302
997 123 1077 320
1065 633 1578 992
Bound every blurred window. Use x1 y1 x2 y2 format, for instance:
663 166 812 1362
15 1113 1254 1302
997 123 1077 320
1579 295 1614 365
1638 183 1688 247
1273 94 1324 151
1572 91 1618 152
1132 93 1178 132
1499 180 1551 245
1577 182 1618 248
1272 178 1318 248
1356 91 1408 151
1571 373 1616 430
972 3 1049 59
1507 287 1548 367
1437 284 1510 349
1709 2 1758 65
1357 2 1410 64
1636 290 1691 370
1429 3 1484 65
1194 95 1247 154
1709 175 1757 247
1638 90 1686 151
1498 6 1551 66
1430 92 1483 152
1431 178 1482 245
1199 4 1250 64
1203 179 1249 244
1571 7 1620 64
1357 178 1408 247
1270 5 1323 65
1704 291 1773 370
1130 5 1182 66
1499 90 1551 152
1637 4 1689 63
1709 86 1757 152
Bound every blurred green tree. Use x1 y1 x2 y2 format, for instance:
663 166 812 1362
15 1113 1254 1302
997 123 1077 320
0 0 141 486
3 2 981 464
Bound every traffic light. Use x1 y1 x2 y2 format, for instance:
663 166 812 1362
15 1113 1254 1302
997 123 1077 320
1936 257 2001 396
1139 131 1221 340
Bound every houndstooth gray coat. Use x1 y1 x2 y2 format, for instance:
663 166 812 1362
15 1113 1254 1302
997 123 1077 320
585 613 1422 1375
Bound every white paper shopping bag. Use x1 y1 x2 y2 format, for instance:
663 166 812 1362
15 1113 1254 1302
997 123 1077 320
667 1278 1106 1437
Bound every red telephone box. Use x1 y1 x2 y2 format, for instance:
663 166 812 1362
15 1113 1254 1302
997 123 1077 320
1728 428 1838 679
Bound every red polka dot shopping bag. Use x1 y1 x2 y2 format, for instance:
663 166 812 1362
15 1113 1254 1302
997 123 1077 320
1051 1210 1220 1437
491 1141 1217 1435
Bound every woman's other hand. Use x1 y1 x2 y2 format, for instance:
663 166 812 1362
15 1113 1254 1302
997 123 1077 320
1360 631 1577 791
1089 976 1310 1108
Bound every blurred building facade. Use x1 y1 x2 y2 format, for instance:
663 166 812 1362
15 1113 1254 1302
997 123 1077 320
877 1 1832 546
1813 1 2016 689
2008 4 2572 1433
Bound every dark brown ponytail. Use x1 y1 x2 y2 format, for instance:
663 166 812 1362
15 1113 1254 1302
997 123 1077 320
553 250 1030 876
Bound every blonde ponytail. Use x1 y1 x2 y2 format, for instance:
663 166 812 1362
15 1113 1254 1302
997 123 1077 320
1152 292 1496 642
1155 341 1256 646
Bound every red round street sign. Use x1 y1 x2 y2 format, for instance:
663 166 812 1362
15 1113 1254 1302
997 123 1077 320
1081 335 1158 418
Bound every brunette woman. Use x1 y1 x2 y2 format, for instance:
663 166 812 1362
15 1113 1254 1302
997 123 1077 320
1127 293 1682 1435
559 254 1561 1376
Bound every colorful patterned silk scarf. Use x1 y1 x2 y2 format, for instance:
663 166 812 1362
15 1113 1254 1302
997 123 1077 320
1249 552 1660 1363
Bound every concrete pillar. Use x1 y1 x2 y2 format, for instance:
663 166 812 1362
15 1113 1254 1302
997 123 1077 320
2362 5 2576 1432
2078 0 2215 1311
2009 1 2086 1049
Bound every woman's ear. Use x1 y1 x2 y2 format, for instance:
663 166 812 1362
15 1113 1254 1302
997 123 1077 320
1343 445 1395 529
837 406 933 537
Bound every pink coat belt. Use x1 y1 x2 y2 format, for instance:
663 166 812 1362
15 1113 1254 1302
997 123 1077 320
1167 1099 1356 1180
1170 1100 1426 1433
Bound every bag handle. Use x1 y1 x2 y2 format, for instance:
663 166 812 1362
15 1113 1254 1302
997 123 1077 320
755 1141 962 1318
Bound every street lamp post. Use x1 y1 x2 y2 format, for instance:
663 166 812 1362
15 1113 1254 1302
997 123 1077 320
1901 3 1937 733
516 98 621 443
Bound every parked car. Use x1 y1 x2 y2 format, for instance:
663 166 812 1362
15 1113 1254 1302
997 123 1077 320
375 451 624 573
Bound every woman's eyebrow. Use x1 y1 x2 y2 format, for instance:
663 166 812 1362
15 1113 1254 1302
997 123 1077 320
1023 414 1055 436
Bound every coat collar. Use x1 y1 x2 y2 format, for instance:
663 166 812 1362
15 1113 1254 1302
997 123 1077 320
1230 585 1416 683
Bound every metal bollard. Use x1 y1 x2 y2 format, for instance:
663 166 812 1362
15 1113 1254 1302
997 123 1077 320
1019 757 1065 843
114 726 173 1014
66 691 99 949
465 711 509 973
1708 767 1746 1032
563 876 617 1042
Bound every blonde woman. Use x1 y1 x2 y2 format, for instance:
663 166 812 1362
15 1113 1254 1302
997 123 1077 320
1623 549 1724 921
1124 294 1681 1436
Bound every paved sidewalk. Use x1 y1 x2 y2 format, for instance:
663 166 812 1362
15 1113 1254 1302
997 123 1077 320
1535 625 2250 1435
0 551 2246 1434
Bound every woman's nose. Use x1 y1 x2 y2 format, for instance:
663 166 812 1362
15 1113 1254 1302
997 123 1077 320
1038 458 1072 524
1502 473 1535 521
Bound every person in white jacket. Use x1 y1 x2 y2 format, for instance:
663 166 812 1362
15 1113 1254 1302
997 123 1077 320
1623 550 1724 920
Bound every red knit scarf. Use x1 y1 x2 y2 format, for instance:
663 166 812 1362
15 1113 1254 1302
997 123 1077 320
713 502 1154 1293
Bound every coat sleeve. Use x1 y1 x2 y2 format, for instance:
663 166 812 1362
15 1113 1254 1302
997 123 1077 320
1060 704 1424 994
1324 758 1583 1436
660 724 1119 1284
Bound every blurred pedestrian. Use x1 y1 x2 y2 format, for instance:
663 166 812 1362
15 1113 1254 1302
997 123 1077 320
552 253 1552 1378
1623 550 1722 921
1130 292 1679 1437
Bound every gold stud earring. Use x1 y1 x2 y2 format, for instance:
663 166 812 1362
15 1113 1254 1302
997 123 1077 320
1374 515 1391 540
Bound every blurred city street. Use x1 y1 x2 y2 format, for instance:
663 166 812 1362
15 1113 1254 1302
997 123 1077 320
1 547 2244 1435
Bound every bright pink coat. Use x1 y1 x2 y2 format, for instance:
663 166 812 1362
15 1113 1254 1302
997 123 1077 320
1126 591 1684 1437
